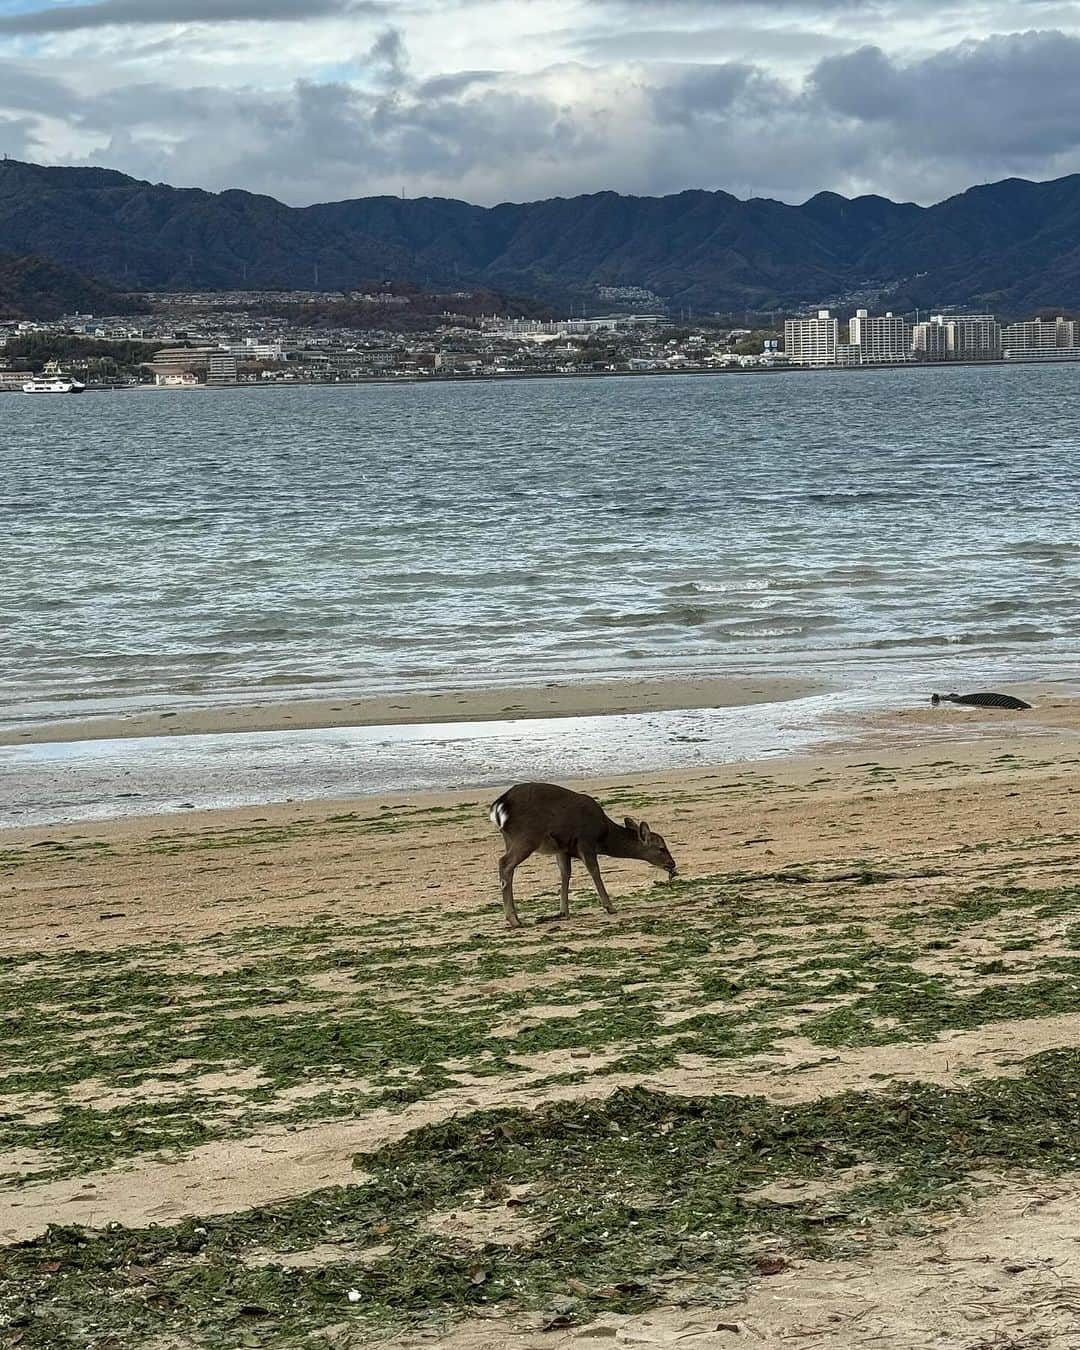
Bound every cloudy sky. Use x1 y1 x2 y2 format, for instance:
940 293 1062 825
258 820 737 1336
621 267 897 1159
0 0 1078 207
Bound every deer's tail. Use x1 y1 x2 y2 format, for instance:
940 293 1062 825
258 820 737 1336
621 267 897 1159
489 794 511 831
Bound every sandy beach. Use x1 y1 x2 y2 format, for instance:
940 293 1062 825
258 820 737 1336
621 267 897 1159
1 691 1079 1347
3 692 1078 945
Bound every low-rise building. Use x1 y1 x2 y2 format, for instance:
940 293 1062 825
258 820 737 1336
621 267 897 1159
440 354 485 373
154 372 200 388
149 345 224 382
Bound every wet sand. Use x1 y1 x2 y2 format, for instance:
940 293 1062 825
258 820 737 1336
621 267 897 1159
3 677 1076 830
0 674 822 746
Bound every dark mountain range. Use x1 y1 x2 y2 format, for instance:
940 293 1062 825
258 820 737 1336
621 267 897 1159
2 159 1080 316
0 248 140 320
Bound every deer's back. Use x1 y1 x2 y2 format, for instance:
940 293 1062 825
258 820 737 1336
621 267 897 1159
491 782 609 847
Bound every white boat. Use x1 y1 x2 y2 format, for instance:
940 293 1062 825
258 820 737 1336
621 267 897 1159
23 361 86 394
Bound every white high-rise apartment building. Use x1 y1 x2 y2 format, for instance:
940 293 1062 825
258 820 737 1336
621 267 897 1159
784 310 838 366
911 321 949 360
847 309 910 363
1001 316 1078 359
930 314 1001 361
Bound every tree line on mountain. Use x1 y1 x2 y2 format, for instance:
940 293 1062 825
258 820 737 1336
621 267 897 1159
244 280 553 331
0 250 140 320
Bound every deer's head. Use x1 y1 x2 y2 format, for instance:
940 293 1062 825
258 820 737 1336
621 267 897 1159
624 817 677 876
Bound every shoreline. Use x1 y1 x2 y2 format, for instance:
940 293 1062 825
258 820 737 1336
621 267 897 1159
1 678 1075 832
2 691 1077 862
0 673 823 746
5 353 1080 398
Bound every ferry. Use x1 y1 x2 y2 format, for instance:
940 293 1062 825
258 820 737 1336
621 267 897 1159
23 361 86 394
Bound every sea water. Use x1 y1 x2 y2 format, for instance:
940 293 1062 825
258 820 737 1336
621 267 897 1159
4 364 1078 723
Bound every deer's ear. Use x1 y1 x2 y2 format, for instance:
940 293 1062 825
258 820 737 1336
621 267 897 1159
639 821 652 844
624 816 638 832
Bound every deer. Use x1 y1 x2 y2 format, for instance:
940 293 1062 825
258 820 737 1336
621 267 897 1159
489 781 678 928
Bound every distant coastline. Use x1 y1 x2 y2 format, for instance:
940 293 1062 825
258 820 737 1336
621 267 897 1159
5 353 1079 395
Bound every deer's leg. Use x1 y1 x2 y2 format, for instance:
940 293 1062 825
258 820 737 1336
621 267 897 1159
556 851 572 917
581 849 614 914
498 838 535 929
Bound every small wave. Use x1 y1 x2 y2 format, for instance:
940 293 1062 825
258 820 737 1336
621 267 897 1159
968 599 1022 617
867 634 961 651
823 564 887 582
715 609 837 630
1002 540 1079 564
868 625 1056 650
724 625 806 639
585 605 712 629
240 672 340 688
799 490 917 507
195 627 295 644
778 565 886 589
663 579 771 596
25 598 78 611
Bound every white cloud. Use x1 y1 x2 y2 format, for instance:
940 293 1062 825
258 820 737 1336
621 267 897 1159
0 0 382 35
0 2 1078 205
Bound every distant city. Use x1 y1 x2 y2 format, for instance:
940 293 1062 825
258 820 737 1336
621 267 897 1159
784 310 1078 367
1 292 1077 391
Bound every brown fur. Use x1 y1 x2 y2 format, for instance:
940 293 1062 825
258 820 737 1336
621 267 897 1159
489 781 677 928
